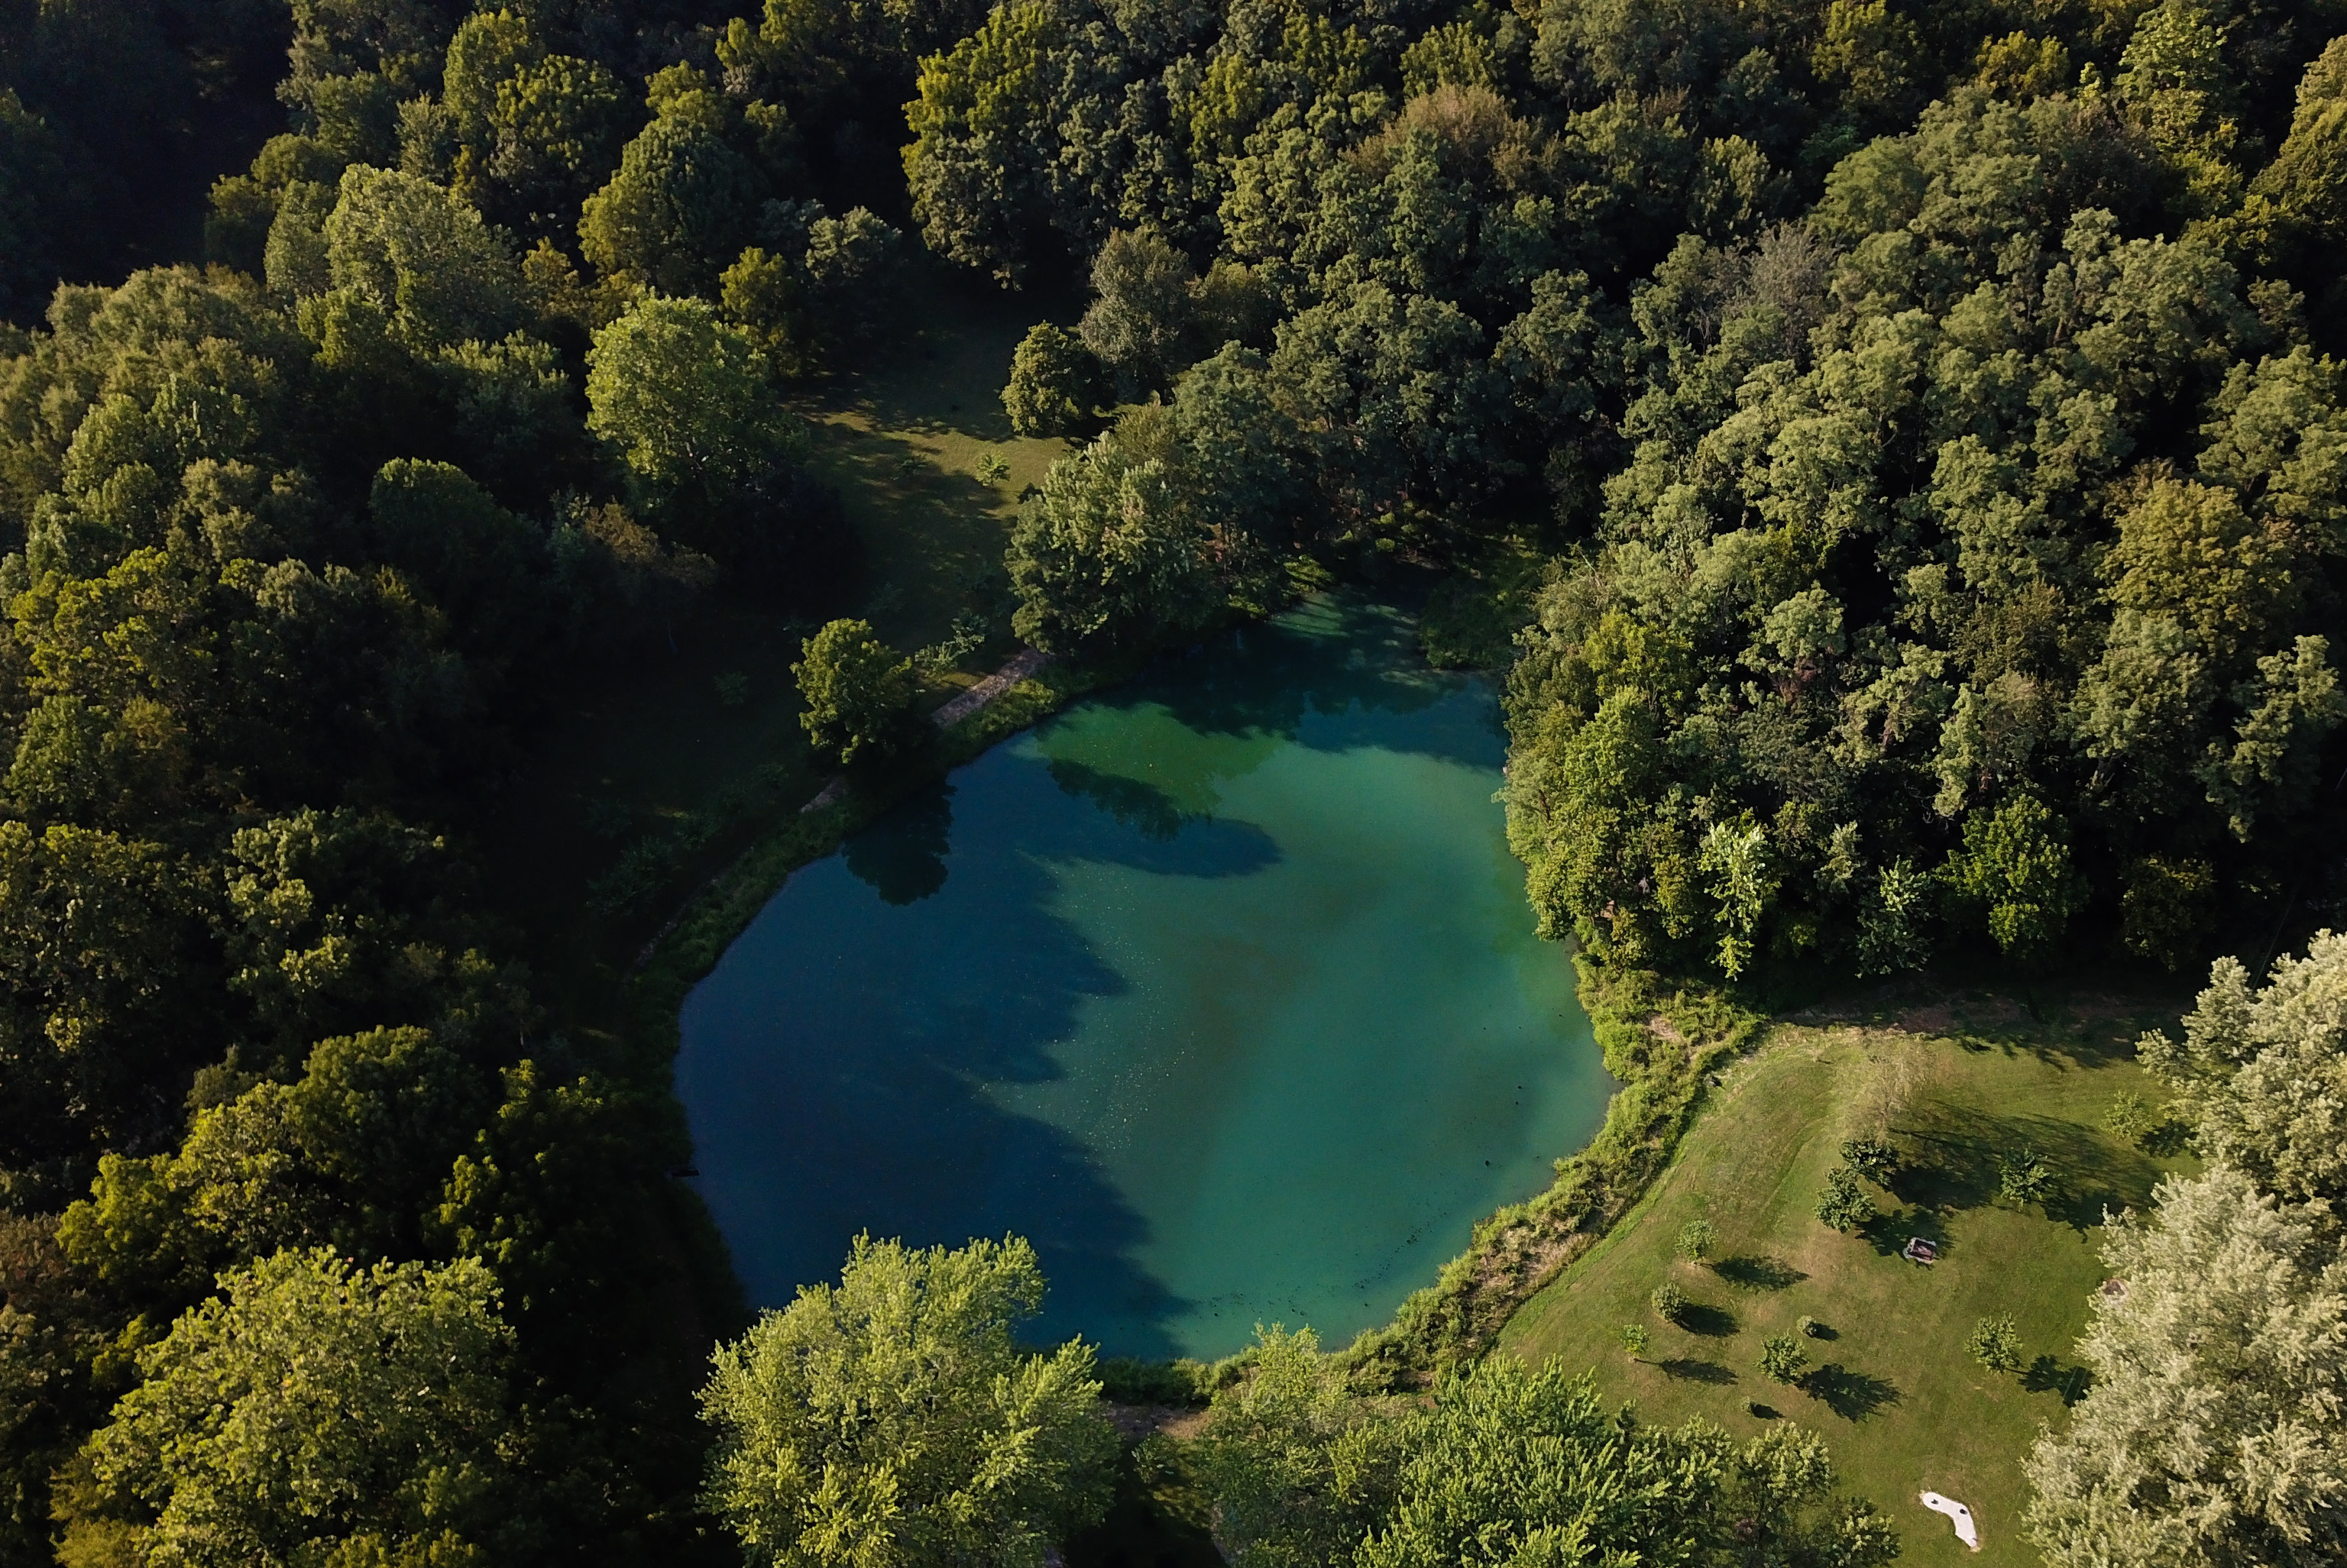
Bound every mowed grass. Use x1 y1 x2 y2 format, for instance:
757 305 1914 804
1499 986 2196 1568
476 268 1079 1023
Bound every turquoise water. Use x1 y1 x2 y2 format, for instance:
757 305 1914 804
675 596 1612 1358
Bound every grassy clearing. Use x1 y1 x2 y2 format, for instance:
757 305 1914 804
1498 984 2194 1568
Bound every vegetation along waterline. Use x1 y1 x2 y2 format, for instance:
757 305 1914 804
3 0 2347 1565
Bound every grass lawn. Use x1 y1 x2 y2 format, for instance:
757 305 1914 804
473 268 1078 1025
1499 984 2196 1568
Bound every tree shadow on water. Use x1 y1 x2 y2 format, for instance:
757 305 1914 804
843 781 955 903
679 747 1305 1358
1117 593 1503 770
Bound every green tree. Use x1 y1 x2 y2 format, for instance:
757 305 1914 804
584 295 803 511
2141 936 2347 1208
792 618 917 766
1759 1332 1808 1384
1079 229 1200 395
1620 1321 1651 1359
1814 1164 1876 1231
1675 1217 1717 1261
1944 795 2086 967
319 165 522 348
1968 1314 2023 1372
579 70 766 296
1003 322 1099 436
60 1249 526 1567
1651 1279 1689 1323
699 1235 1116 1568
1006 434 1218 653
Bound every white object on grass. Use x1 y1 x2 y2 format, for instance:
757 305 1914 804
1920 1492 1980 1550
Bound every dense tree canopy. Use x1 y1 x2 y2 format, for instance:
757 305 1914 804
5 0 2347 1562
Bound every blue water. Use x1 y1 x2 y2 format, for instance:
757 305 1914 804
675 595 1612 1357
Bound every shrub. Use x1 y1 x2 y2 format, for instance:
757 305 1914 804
1797 1315 1821 1338
1814 1165 1876 1231
1759 1334 1808 1383
1840 1136 1898 1179
1650 1281 1688 1324
1675 1219 1717 1262
1967 1314 2023 1372
1619 1323 1650 1360
1999 1146 2054 1208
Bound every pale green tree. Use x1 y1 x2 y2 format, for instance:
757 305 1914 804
2025 1166 2347 1568
61 1248 525 1567
2140 933 2347 1206
698 1235 1116 1568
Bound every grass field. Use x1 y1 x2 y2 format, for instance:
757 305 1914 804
1499 984 2196 1568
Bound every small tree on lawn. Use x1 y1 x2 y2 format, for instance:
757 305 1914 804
1759 1334 1808 1384
1619 1322 1650 1360
1999 1146 2054 1208
795 618 918 766
1814 1165 1876 1231
1968 1314 2024 1372
1675 1219 1717 1262
1651 1281 1688 1324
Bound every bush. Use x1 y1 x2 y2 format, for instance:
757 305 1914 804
1797 1315 1822 1338
1650 1281 1688 1324
1999 1146 2054 1208
1814 1165 1876 1232
1619 1322 1650 1359
793 619 918 766
1839 1136 1898 1180
1759 1334 1808 1383
1967 1314 2023 1372
1674 1219 1717 1262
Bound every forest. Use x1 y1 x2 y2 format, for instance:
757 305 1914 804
0 0 2342 1563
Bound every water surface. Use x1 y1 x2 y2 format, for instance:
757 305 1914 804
677 596 1611 1357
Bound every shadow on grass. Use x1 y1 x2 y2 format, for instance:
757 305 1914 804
1675 1303 1740 1337
1888 1100 2164 1233
1658 1357 1738 1385
1714 1254 1807 1292
1801 1363 1901 1421
2025 1354 2096 1407
1860 1208 1950 1259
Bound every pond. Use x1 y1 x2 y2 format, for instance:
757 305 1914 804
675 595 1613 1359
